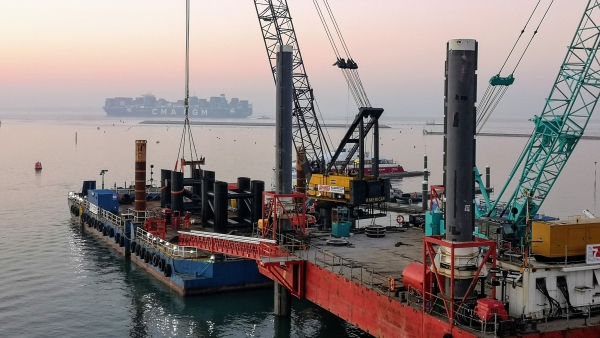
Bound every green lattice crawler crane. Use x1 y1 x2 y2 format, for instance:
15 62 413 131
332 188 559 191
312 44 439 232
487 1 600 241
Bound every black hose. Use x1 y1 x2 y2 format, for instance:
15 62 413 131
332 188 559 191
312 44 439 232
557 275 582 314
536 277 561 318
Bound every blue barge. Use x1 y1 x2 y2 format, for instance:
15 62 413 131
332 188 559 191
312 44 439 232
67 189 271 296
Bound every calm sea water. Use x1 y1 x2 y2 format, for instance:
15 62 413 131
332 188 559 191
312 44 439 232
1 112 600 337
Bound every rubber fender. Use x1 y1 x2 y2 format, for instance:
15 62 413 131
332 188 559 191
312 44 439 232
109 228 115 238
163 264 172 277
74 208 79 217
102 227 107 236
158 259 165 271
131 241 137 252
136 245 141 256
152 254 159 267
144 251 150 263
115 233 120 243
119 235 124 247
140 247 146 259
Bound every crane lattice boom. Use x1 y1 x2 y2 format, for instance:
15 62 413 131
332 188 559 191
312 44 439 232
492 0 600 230
254 0 332 177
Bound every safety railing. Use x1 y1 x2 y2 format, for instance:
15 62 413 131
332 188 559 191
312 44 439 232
534 303 600 332
99 208 125 229
272 233 394 295
405 286 500 335
405 284 600 336
178 230 280 261
68 192 85 208
135 226 200 258
122 208 157 225
69 192 128 230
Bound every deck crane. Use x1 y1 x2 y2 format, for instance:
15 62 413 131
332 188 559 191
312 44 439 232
486 0 600 239
254 0 390 225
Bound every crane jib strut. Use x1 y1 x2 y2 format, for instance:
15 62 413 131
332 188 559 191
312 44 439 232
254 0 390 214
254 0 384 179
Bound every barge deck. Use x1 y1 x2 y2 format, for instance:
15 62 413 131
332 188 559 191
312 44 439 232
68 193 272 296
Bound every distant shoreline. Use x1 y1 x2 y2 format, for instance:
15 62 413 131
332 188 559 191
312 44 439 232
140 120 392 128
423 129 600 140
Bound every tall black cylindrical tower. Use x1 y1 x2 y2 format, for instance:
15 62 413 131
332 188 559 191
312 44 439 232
444 38 477 242
275 45 293 195
443 39 478 300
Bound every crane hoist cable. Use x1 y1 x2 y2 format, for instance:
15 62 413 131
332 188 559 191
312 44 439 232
312 0 380 174
477 0 543 120
476 0 554 135
313 99 336 162
312 0 363 107
322 0 371 107
312 0 370 108
175 0 202 173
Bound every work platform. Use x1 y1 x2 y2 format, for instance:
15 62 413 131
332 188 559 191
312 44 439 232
303 227 423 289
175 221 600 337
296 227 600 337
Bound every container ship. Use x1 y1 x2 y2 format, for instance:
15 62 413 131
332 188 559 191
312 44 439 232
103 94 252 118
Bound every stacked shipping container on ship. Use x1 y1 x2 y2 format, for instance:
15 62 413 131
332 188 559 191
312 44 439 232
104 94 252 118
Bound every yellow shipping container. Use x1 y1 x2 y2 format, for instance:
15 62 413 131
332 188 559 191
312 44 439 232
532 218 600 258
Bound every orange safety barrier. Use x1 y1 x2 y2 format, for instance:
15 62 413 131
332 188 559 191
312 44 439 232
143 218 167 240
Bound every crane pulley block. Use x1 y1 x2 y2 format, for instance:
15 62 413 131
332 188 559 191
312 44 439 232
489 74 515 86
333 58 358 69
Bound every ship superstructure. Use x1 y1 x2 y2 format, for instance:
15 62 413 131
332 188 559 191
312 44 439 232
103 94 252 118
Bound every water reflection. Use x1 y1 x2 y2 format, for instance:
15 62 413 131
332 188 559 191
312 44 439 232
66 220 371 337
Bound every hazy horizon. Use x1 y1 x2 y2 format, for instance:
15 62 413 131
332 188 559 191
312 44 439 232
0 1 588 119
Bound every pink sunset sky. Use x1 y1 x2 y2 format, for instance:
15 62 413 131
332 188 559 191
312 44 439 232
0 1 585 119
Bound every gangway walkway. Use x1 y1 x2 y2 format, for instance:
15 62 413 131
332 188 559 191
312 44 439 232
177 230 306 297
